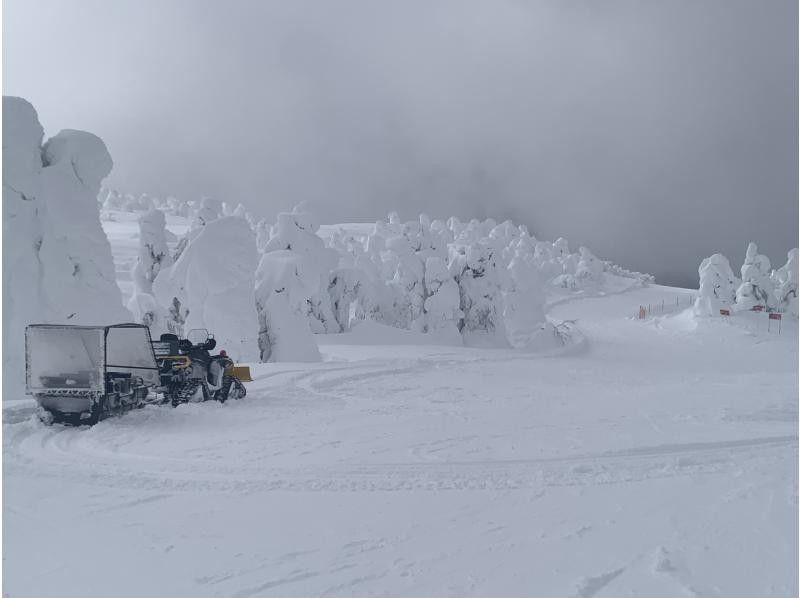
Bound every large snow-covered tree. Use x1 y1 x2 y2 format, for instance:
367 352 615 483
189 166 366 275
37 129 129 324
132 209 172 294
127 209 174 333
450 242 509 347
154 216 259 361
254 250 321 362
422 256 463 343
735 242 776 311
261 206 339 333
504 251 547 349
173 197 222 261
694 253 737 316
3 96 129 399
773 248 798 316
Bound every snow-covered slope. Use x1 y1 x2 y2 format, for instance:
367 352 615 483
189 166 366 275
4 284 797 597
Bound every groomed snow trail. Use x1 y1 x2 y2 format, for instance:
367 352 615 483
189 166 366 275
4 286 797 597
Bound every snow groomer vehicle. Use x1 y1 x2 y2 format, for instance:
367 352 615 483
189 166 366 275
152 328 249 407
25 324 251 424
25 323 160 425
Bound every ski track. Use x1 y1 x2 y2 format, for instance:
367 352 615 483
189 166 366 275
4 409 796 494
4 283 797 598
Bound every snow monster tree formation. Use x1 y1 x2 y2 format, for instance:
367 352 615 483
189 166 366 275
3 96 129 399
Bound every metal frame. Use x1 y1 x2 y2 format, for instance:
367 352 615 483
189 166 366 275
101 323 160 374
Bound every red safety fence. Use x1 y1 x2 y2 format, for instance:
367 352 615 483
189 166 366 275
635 295 695 320
633 297 787 334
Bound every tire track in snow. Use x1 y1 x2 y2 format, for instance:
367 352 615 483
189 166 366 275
5 345 795 495
5 415 794 494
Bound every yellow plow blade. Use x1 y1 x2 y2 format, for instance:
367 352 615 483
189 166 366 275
225 364 253 382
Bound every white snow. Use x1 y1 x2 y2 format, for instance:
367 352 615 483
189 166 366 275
4 284 797 597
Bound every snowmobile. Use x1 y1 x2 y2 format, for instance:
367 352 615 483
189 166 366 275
25 323 160 425
152 329 249 406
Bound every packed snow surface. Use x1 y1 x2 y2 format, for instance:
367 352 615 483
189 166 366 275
4 285 797 597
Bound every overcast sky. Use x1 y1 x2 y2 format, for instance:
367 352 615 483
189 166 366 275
4 0 797 286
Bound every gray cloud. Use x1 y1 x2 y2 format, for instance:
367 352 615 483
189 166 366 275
4 0 797 286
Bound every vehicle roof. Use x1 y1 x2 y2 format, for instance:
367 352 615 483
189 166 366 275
26 323 149 332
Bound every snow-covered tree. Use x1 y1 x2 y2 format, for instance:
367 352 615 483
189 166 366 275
575 246 605 285
255 219 270 253
773 248 798 316
694 253 737 316
262 205 339 333
165 296 190 337
37 130 130 324
154 217 259 361
422 256 462 343
173 197 222 261
132 209 172 294
451 242 509 347
127 209 174 333
504 251 547 349
127 292 167 332
553 237 570 258
328 267 364 332
3 97 47 400
3 97 130 398
385 234 426 330
255 251 321 362
735 242 776 311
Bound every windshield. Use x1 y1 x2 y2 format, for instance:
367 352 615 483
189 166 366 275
106 326 159 386
26 327 104 392
187 329 210 345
